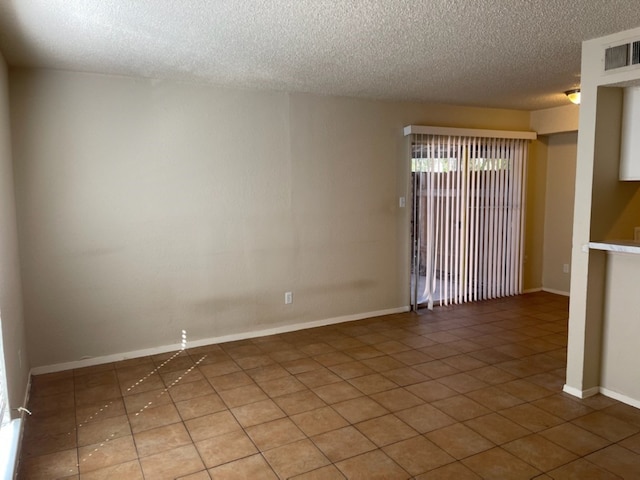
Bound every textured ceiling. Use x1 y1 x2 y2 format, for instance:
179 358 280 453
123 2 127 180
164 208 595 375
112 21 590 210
1 1 640 110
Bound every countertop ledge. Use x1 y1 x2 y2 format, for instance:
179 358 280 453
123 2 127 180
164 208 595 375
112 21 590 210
589 240 640 255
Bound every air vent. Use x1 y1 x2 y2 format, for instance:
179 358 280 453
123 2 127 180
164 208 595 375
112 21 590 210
633 41 640 65
605 43 629 70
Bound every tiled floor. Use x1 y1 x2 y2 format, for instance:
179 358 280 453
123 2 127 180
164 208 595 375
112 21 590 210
16 292 640 479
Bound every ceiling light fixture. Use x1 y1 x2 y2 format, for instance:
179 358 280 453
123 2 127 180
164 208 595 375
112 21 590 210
565 88 581 105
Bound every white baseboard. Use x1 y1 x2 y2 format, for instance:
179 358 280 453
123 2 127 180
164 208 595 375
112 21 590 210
542 288 570 297
564 384 640 409
31 306 410 375
562 384 599 399
523 288 543 294
600 387 640 410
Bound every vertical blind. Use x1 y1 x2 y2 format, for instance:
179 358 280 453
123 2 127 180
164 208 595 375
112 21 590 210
409 130 531 310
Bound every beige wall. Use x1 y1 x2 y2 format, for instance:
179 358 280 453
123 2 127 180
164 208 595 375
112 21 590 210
0 55 29 410
542 132 577 294
9 69 531 368
601 252 640 402
523 138 547 291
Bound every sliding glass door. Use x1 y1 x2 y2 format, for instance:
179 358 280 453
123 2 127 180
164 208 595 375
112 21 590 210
410 133 528 310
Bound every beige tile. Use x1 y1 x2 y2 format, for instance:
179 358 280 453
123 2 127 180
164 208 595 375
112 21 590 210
231 398 286 427
75 384 123 408
161 366 206 386
361 355 404 372
355 414 417 447
119 372 166 397
79 459 144 479
462 447 541 479
539 422 611 455
246 417 306 451
272 389 326 415
282 358 324 374
28 391 75 415
74 370 119 391
426 423 494 459
620 432 640 454
19 448 78 480
74 400 126 431
503 434 577 471
139 444 205 480
465 386 524 411
406 380 458 402
246 364 291 382
395 403 457 434
133 422 192 457
122 388 172 414
572 411 640 442
128 402 181 433
219 384 268 407
263 439 330 479
235 354 275 370
20 429 77 458
382 367 429 386
332 396 388 423
291 406 348 436
464 413 529 444
77 435 138 474
77 414 131 447
185 410 241 442
414 462 481 479
370 388 423 412
467 365 516 384
313 352 353 367
335 450 409 480
328 361 375 379
199 360 242 378
207 454 277 479
290 465 346 479
313 381 363 404
257 375 307 397
175 393 227 420
389 349 432 365
496 379 553 402
312 426 376 462
431 395 490 421
168 378 215 402
195 430 258 469
586 444 640 478
383 435 454 476
413 360 460 379
207 371 253 391
547 458 621 479
177 471 211 480
532 394 594 420
499 403 564 432
296 368 342 388
348 373 398 395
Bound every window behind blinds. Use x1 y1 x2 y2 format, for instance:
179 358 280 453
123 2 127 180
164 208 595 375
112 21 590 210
408 130 532 310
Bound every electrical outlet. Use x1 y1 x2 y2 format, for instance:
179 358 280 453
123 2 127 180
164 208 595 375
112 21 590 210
284 291 293 304
563 263 570 274
399 196 406 208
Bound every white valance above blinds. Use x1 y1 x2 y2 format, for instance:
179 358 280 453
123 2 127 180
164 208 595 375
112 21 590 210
404 125 537 140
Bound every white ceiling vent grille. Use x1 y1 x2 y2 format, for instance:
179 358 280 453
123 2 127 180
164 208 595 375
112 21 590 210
605 43 629 70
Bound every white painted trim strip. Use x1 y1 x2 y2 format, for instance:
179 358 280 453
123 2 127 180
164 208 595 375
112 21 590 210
563 384 599 398
600 387 640 410
403 125 537 140
31 306 410 375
